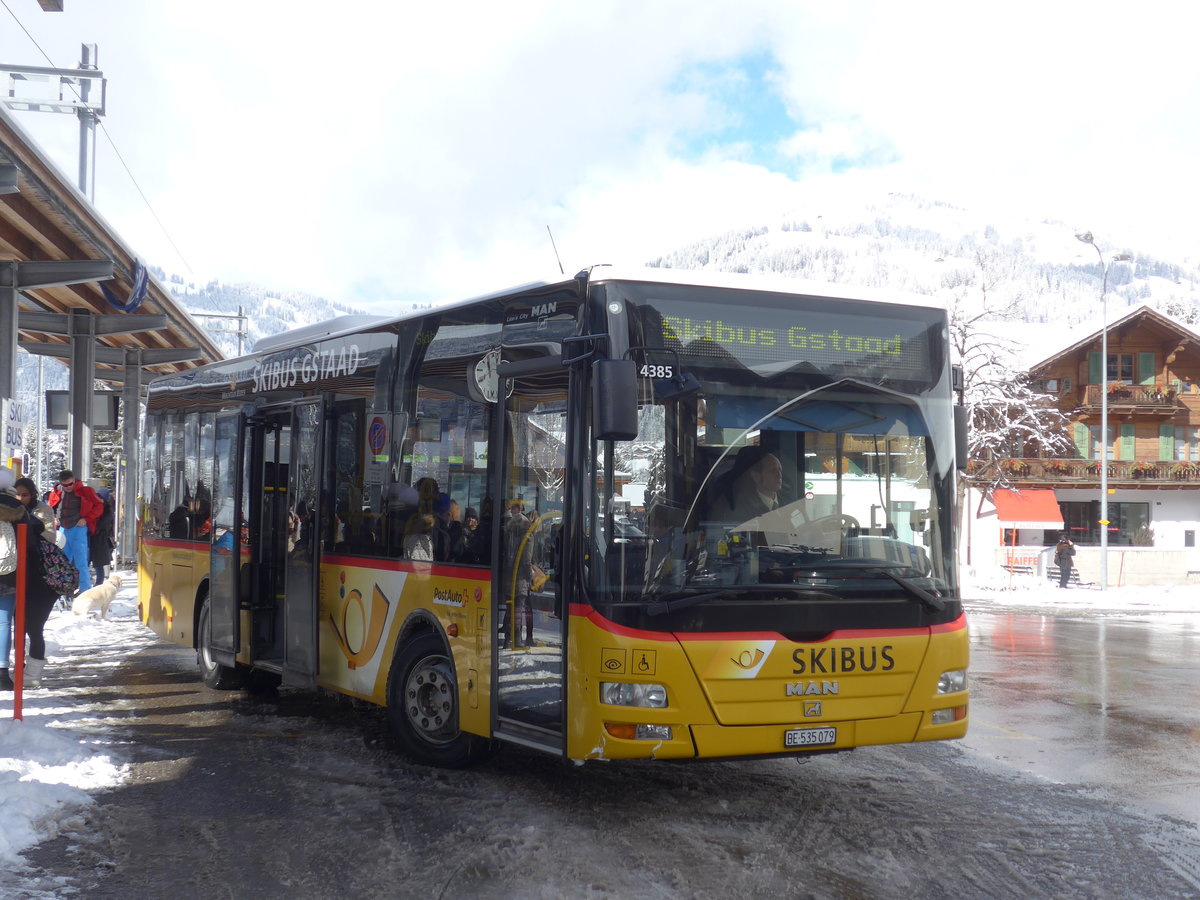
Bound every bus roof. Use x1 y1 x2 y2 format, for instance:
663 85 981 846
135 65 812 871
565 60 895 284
247 267 944 358
585 265 946 311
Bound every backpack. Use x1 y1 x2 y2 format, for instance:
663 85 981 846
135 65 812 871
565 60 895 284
39 539 80 595
0 520 16 576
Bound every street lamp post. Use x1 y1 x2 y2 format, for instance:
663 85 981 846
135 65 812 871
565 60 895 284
1075 232 1133 591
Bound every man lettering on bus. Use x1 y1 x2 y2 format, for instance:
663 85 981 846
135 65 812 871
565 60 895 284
48 469 104 593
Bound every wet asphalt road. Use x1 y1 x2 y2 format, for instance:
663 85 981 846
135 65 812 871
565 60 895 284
8 603 1200 899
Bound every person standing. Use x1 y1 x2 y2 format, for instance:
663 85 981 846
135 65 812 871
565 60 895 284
1 467 58 689
48 469 103 593
0 466 23 690
89 487 116 584
502 499 534 648
1054 534 1076 588
14 478 57 543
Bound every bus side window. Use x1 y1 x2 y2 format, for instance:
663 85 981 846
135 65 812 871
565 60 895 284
407 313 500 567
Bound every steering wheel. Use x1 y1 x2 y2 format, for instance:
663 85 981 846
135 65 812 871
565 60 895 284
808 514 860 538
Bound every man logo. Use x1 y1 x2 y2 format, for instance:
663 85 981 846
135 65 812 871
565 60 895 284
804 701 822 717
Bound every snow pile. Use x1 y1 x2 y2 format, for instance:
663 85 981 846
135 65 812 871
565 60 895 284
963 565 1200 615
0 718 124 862
0 578 142 869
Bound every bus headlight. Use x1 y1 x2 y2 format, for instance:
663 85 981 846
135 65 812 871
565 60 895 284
600 682 668 708
937 669 967 694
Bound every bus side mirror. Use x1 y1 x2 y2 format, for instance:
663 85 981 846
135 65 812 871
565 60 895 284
954 404 968 471
593 359 639 441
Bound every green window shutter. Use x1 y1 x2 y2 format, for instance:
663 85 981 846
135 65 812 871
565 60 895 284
1074 423 1090 459
1138 352 1155 386
1088 352 1102 384
1160 424 1174 460
1119 423 1136 460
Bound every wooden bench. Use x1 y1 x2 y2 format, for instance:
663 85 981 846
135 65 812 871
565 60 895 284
1000 563 1035 576
1047 566 1090 587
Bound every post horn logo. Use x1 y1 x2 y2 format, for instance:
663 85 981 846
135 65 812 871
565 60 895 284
330 583 391 668
731 649 765 669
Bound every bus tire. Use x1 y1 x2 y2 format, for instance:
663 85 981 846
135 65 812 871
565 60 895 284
197 595 244 690
386 632 491 768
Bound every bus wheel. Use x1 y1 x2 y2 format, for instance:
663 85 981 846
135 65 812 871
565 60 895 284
386 633 490 768
197 595 244 690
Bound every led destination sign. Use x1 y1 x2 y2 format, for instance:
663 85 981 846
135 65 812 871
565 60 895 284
662 317 906 356
648 299 938 383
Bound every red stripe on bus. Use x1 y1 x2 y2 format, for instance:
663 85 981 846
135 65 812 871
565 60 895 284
320 554 490 580
570 604 967 642
142 537 205 548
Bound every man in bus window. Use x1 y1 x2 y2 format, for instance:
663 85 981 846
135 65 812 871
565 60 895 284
707 446 787 523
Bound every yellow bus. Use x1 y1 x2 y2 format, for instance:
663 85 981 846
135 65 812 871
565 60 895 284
138 267 968 766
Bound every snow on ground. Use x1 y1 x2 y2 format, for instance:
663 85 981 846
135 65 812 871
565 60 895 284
963 565 1200 615
2 566 1197 869
0 572 145 867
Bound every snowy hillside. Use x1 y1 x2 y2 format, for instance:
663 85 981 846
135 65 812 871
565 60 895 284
647 193 1200 366
17 192 1200 401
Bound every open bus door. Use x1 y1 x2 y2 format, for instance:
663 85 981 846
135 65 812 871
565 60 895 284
207 410 246 670
236 399 323 686
281 398 323 686
493 364 568 753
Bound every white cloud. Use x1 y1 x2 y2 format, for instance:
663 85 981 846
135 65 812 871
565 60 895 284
4 0 1200 310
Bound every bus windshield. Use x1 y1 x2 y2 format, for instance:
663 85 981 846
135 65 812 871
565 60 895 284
588 280 957 629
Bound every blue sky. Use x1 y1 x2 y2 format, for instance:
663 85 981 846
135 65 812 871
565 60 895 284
2 0 1199 311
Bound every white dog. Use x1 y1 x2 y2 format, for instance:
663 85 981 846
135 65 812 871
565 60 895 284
71 574 123 619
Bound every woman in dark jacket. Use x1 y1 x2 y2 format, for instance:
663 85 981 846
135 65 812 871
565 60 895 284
89 486 116 584
1 476 59 689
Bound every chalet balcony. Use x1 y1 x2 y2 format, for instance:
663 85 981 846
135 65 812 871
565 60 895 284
1081 384 1179 415
980 458 1200 488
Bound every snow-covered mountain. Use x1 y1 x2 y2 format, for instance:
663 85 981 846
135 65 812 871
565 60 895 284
18 192 1200 400
647 192 1199 366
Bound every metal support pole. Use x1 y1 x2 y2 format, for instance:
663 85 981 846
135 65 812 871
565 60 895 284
1076 233 1133 591
1099 263 1109 591
120 348 143 565
77 44 99 201
69 308 98 481
0 261 17 404
1 263 17 469
35 355 43 487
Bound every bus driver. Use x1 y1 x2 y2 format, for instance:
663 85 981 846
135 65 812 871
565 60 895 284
706 445 787 523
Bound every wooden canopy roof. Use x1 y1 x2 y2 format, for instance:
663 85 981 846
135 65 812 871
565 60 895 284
0 103 222 379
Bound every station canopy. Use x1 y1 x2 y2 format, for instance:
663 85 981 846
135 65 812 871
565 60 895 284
1 103 222 379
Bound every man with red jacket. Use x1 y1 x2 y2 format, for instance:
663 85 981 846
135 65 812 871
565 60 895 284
48 469 103 593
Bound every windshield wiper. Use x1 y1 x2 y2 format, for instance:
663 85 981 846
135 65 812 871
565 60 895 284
880 571 945 612
643 590 734 616
789 560 945 612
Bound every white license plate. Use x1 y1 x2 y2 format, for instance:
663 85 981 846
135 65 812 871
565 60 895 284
784 726 837 748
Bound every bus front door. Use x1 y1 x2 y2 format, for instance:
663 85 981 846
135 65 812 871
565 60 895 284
494 367 568 751
207 410 247 668
246 401 323 686
281 398 322 686
248 410 289 666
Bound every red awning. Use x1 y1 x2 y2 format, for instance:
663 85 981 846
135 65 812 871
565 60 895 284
992 489 1064 529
